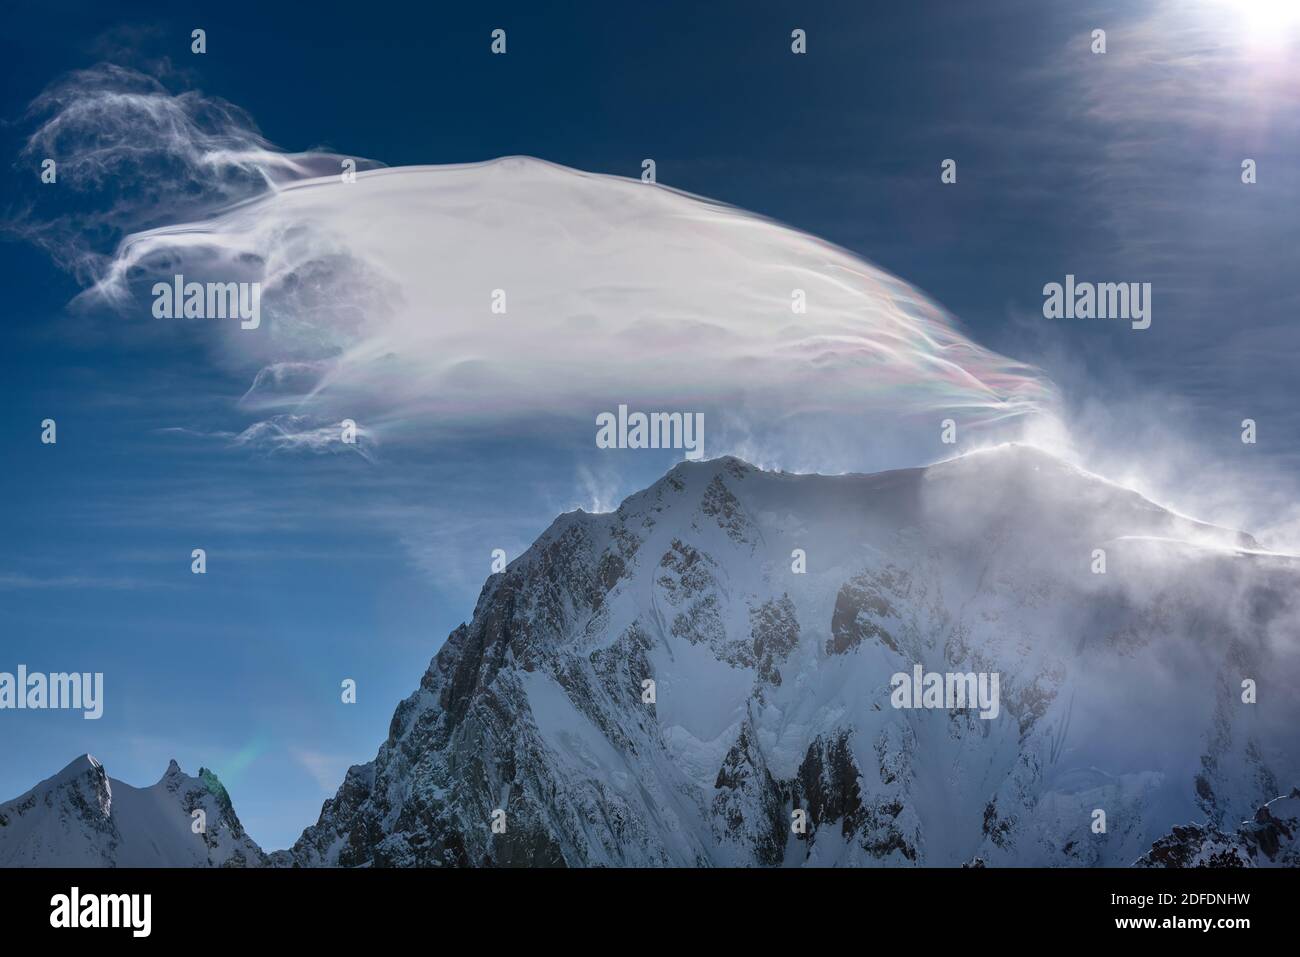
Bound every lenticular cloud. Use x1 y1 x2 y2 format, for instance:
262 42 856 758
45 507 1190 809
23 68 1058 470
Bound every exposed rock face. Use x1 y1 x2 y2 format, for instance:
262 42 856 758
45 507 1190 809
0 755 266 867
287 447 1300 867
829 568 907 656
712 717 786 865
1136 789 1300 867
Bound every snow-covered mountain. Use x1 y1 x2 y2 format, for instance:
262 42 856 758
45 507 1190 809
4 447 1295 868
0 754 266 867
287 445 1300 867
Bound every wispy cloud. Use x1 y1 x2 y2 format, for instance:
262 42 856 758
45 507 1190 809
0 572 171 591
10 65 1060 478
6 64 383 284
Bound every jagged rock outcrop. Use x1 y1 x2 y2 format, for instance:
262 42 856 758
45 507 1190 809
1136 788 1300 867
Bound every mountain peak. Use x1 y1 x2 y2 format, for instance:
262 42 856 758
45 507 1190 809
290 447 1300 867
927 441 1084 476
50 753 104 783
0 755 267 868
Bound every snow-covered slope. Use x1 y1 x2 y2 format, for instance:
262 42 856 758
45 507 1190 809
289 445 1300 866
0 754 266 867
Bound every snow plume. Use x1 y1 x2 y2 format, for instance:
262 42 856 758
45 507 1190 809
13 65 1057 471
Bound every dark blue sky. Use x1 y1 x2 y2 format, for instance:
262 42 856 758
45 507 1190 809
2 0 1297 850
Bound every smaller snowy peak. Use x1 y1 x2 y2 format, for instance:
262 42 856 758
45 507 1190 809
0 755 267 868
157 759 188 787
47 753 106 784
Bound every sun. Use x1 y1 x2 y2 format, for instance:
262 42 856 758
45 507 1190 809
1220 0 1300 35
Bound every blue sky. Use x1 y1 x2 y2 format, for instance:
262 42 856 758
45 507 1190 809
2 0 1298 850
